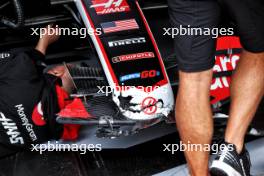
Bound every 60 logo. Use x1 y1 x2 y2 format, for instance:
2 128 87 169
141 70 160 79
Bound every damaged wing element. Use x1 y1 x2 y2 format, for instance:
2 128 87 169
114 84 174 121
55 0 175 138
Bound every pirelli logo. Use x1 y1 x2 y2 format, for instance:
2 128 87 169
108 37 146 47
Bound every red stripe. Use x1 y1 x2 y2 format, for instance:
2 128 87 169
135 1 168 88
114 24 138 27
104 26 138 31
104 29 136 32
104 26 139 33
104 26 137 30
116 20 135 22
116 23 137 26
116 21 138 25
116 19 135 22
107 25 138 28
115 24 136 26
103 24 138 29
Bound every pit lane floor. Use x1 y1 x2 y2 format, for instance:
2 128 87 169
0 133 263 176
0 132 185 176
0 100 262 176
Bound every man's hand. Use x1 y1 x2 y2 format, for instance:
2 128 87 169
35 24 60 55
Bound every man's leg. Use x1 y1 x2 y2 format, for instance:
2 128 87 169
167 0 219 174
176 70 214 176
210 53 264 176
210 0 264 174
221 1 264 152
225 51 264 153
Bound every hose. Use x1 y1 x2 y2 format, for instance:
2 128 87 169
0 0 24 29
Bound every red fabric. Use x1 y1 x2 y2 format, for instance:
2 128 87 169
62 124 81 140
216 36 241 50
57 98 92 119
31 102 46 126
56 85 71 109
55 86 82 140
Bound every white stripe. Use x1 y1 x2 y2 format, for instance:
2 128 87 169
105 24 138 28
116 21 136 24
104 27 138 31
116 19 136 22
115 23 138 27
219 150 240 167
211 160 242 176
105 25 138 29
104 27 138 32
104 29 137 32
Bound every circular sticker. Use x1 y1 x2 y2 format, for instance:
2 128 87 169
141 97 157 115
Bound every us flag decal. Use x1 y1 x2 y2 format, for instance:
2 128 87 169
90 0 130 15
101 19 139 34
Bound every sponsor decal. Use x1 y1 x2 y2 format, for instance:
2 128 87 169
0 53 10 60
15 104 38 142
112 52 155 63
120 72 140 82
141 97 157 115
210 36 242 104
101 19 139 34
0 112 24 144
120 70 160 82
211 55 239 90
108 37 146 47
210 54 239 104
140 70 160 79
90 0 130 15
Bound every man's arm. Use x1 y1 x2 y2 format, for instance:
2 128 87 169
35 24 60 55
